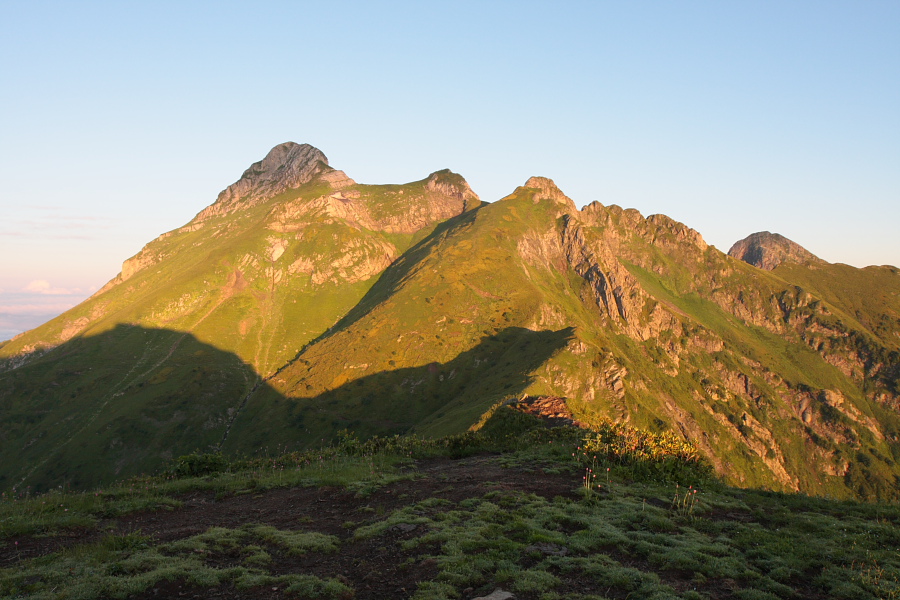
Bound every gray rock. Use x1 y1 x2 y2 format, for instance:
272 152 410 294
525 542 569 556
197 142 335 221
472 590 515 600
728 231 825 270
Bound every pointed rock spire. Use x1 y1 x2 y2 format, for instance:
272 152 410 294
196 142 345 221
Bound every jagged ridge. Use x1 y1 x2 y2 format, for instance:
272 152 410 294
1 147 899 502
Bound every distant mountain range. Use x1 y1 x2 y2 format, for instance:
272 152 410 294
1 142 898 500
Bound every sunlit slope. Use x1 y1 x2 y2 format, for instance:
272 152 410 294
772 261 900 352
1 172 477 376
236 178 900 500
228 183 589 451
0 143 478 490
1 144 897 501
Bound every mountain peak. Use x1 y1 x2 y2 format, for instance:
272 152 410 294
728 231 825 270
425 169 480 207
196 142 338 221
522 176 576 210
255 141 327 176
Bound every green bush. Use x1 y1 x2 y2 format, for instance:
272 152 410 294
169 452 229 477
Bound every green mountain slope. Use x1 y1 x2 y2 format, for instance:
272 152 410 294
0 143 478 490
0 325 265 489
234 178 900 499
1 143 898 501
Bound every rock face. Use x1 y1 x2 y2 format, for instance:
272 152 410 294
522 176 577 211
195 142 339 221
728 231 825 270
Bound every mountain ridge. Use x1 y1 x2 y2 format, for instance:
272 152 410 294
1 143 899 501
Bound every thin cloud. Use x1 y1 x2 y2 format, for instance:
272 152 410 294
0 230 95 240
0 209 116 240
19 216 114 227
0 302 78 315
23 280 83 295
23 205 114 220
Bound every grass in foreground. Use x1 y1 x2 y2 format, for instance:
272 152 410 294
2 410 899 600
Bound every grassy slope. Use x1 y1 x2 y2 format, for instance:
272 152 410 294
618 234 900 499
2 419 899 600
0 326 261 491
235 188 900 500
1 173 898 502
772 262 900 351
231 191 590 451
0 175 471 492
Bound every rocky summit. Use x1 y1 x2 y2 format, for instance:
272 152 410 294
728 231 825 271
1 142 899 502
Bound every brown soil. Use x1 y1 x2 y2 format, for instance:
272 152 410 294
1 455 577 600
0 454 829 600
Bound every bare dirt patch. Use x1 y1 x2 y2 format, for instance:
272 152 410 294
2 455 578 599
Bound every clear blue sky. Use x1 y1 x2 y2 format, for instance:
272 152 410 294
1 1 898 339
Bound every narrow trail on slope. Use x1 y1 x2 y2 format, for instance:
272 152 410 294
17 272 253 488
216 316 336 451
16 336 167 487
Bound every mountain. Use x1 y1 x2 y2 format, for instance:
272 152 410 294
1 143 899 500
727 231 826 271
0 142 479 489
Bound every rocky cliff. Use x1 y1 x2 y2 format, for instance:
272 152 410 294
197 142 335 220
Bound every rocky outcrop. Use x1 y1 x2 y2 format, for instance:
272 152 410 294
270 169 477 236
513 185 697 342
507 395 589 428
505 185 897 494
728 231 825 270
102 144 337 286
561 214 635 324
425 169 479 206
195 142 339 222
287 237 399 286
103 146 478 289
373 170 478 234
120 247 160 281
522 176 577 211
560 212 684 341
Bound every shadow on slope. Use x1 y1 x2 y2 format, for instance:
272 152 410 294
289 207 484 355
224 326 575 455
1 324 573 491
0 324 276 492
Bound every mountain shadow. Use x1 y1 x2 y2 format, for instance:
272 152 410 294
223 326 575 455
1 324 573 492
292 206 485 354
0 324 280 492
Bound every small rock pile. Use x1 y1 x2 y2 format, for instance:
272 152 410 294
507 395 589 428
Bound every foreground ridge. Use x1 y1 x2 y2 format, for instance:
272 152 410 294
2 424 898 600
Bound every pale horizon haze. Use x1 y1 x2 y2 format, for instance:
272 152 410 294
1 1 898 341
